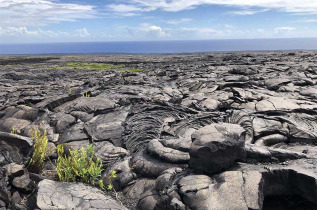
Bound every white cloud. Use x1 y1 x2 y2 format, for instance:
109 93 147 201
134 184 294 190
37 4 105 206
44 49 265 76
228 9 269 15
122 23 170 39
275 27 296 30
166 18 192 25
274 27 296 33
107 3 156 16
147 25 169 37
76 28 90 38
108 4 142 13
3 25 314 43
111 0 317 14
0 26 95 43
0 0 96 27
0 27 59 37
257 28 264 33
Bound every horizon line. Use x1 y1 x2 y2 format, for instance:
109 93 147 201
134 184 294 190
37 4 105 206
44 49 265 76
1 37 317 45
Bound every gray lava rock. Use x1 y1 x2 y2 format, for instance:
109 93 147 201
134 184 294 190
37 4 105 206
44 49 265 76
131 150 187 178
138 169 264 210
85 108 129 146
0 132 33 167
1 105 39 121
3 163 24 177
0 118 31 135
178 171 263 210
70 111 94 122
226 110 253 143
49 112 76 134
189 123 246 174
245 143 308 162
94 141 128 167
102 158 137 191
123 179 156 200
265 78 291 90
36 94 81 111
147 139 190 163
58 122 89 144
0 168 10 209
36 179 128 210
55 96 116 114
12 173 35 192
1 52 317 210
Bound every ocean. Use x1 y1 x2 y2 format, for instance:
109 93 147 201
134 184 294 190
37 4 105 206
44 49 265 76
0 38 316 55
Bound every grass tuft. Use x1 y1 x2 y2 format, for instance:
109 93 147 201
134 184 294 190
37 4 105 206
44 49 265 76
27 128 50 174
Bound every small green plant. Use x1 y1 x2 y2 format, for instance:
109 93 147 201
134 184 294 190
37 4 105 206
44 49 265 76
67 88 72 95
56 144 104 188
85 92 90 98
27 128 50 174
10 127 17 134
104 170 121 201
106 170 117 190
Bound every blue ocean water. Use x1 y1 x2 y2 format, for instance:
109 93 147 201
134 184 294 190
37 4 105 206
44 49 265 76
0 38 316 55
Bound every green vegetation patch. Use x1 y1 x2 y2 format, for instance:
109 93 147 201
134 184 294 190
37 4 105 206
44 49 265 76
56 144 104 188
66 62 125 70
42 62 125 71
27 128 51 174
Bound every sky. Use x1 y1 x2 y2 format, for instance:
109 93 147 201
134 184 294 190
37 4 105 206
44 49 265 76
0 0 316 43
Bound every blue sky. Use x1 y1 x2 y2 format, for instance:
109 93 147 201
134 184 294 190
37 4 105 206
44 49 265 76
0 0 316 43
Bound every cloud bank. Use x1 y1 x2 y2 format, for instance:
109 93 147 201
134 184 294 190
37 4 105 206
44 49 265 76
0 0 95 26
109 0 317 14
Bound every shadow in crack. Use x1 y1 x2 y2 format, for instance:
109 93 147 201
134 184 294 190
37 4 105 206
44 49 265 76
263 194 316 210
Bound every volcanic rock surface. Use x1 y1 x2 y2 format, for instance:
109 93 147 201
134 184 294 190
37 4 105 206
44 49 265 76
0 52 316 209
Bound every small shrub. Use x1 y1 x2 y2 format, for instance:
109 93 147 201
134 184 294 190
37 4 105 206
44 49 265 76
27 128 50 173
56 144 103 187
85 92 90 98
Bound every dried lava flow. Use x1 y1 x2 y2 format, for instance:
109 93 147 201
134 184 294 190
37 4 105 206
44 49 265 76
0 52 316 210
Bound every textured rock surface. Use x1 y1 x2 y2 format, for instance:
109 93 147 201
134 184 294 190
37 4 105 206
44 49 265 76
190 123 246 174
37 179 128 210
0 52 316 209
0 132 33 166
137 168 265 210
